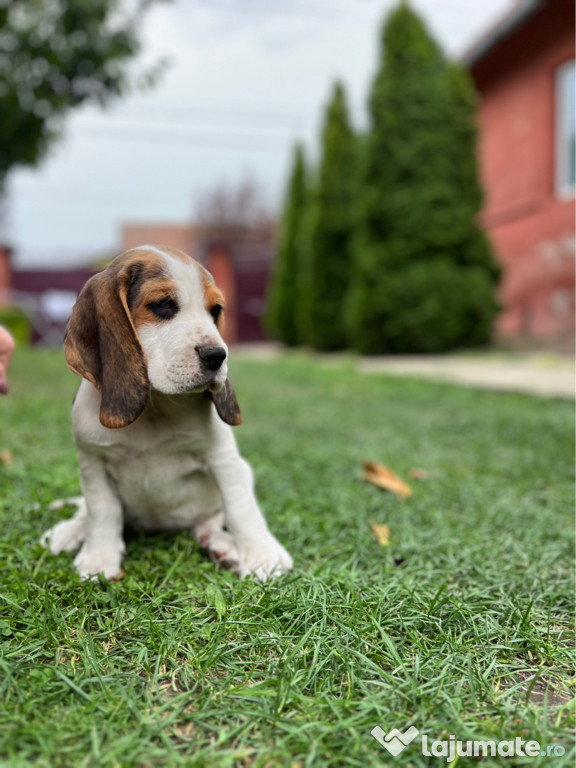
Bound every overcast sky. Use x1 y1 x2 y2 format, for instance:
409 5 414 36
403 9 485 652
8 0 511 268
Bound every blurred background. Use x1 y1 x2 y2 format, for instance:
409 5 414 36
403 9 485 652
0 0 573 358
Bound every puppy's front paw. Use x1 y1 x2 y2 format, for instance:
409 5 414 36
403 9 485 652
238 534 293 581
74 542 125 581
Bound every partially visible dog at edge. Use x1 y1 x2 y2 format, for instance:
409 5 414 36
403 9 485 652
41 245 293 581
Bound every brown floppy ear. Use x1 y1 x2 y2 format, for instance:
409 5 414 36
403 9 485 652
208 378 242 426
65 264 150 429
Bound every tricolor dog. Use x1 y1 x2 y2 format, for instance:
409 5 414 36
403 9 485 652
41 245 293 581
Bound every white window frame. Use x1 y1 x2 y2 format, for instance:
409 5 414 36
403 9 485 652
555 59 575 198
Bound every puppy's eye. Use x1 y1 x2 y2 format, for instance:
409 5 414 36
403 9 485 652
148 297 179 320
210 304 223 323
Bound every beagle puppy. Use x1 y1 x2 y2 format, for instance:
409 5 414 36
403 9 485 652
41 245 293 581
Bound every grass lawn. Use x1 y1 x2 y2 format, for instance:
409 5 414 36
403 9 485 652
0 348 574 767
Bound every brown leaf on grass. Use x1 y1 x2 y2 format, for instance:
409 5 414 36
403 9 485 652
364 461 412 499
408 468 429 481
370 521 391 546
1 450 13 466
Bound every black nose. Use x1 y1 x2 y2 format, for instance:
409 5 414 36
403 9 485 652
196 345 227 371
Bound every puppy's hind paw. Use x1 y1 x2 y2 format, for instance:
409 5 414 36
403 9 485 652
40 516 87 555
207 530 241 574
41 498 88 554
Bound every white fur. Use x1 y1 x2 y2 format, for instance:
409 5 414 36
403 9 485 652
41 249 293 582
133 244 172 260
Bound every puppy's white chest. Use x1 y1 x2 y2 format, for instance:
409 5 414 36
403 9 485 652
105 446 219 531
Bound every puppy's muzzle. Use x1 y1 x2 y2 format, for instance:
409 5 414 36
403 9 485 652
196 345 227 372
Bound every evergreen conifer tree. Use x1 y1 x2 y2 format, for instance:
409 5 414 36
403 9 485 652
266 144 308 346
299 82 357 350
347 2 499 353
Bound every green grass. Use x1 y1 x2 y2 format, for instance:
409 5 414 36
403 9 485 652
0 348 574 767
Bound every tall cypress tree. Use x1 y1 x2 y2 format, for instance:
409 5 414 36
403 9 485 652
347 2 499 354
299 82 357 350
265 144 308 346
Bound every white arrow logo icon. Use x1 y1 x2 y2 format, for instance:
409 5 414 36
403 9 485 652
371 725 420 756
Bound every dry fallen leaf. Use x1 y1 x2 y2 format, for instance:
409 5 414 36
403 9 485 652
364 460 412 499
370 521 391 546
1 450 13 466
408 468 429 481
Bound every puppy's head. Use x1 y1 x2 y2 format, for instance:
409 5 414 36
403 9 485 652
65 245 242 429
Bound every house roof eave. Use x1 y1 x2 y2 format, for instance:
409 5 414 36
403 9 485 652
461 0 545 67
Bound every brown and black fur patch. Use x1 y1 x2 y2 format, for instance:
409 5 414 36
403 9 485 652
129 278 178 329
208 379 242 426
65 253 156 429
203 281 226 334
126 260 167 311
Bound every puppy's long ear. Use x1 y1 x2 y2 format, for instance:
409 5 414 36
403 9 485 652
208 379 242 426
65 264 150 429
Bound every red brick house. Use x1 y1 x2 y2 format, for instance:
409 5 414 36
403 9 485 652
0 244 12 304
121 223 198 258
464 0 575 347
